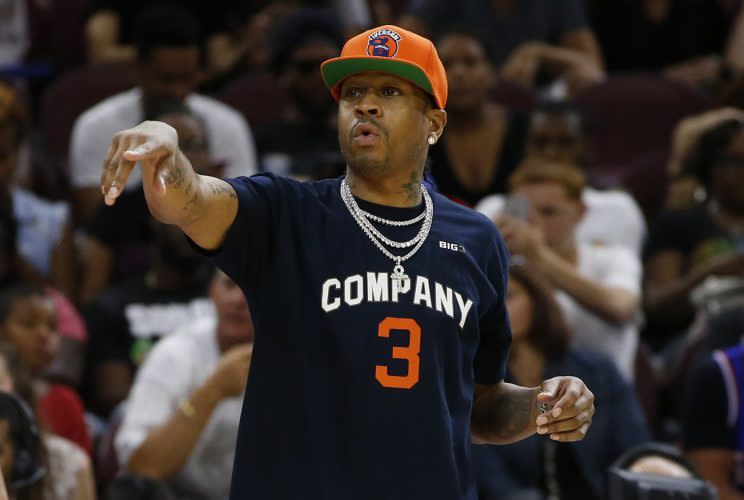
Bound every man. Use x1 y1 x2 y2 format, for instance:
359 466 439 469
70 5 257 221
82 217 213 419
79 104 223 303
100 25 595 500
476 101 646 254
116 271 253 500
255 9 346 180
496 161 641 380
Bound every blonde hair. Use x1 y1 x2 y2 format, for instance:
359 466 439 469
509 159 586 201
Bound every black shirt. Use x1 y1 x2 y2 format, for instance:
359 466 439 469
254 120 345 180
682 355 733 451
429 113 525 207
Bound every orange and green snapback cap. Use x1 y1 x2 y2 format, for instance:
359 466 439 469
321 25 448 109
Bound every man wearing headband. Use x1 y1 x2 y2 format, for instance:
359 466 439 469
100 25 594 500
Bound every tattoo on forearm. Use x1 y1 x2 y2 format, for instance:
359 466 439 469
207 180 237 199
400 171 422 202
164 164 187 189
472 385 534 443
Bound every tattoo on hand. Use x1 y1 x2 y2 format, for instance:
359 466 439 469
401 171 422 202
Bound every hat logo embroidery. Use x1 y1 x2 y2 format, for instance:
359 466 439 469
367 29 402 58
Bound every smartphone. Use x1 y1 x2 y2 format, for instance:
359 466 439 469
503 195 530 221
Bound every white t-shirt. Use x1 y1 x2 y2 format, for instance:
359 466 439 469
69 88 258 189
555 243 641 381
0 0 28 65
116 318 243 500
475 187 647 255
12 188 69 275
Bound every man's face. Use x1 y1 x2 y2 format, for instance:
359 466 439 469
438 33 492 112
338 72 435 177
711 129 744 213
138 47 201 104
209 272 253 350
526 112 585 164
513 182 584 251
283 39 339 117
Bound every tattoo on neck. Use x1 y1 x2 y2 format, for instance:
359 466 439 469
401 171 422 202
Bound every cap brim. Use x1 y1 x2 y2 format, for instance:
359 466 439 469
321 57 436 105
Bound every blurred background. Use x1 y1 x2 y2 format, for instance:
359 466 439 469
2 0 744 499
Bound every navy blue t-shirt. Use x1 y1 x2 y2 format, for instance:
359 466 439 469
208 173 511 500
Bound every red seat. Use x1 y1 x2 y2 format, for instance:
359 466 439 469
575 74 712 167
217 72 288 129
39 63 135 164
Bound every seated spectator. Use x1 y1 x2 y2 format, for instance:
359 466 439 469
79 104 224 303
70 5 258 221
0 346 96 500
84 0 258 80
587 0 736 88
428 28 524 206
105 475 174 500
116 271 252 500
255 9 345 180
609 443 718 500
665 107 744 211
0 82 76 300
644 118 744 343
477 100 646 254
494 161 642 380
400 0 605 95
82 218 213 419
0 285 91 456
682 344 744 499
473 264 649 500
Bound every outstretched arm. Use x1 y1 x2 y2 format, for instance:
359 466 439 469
100 121 238 251
471 377 594 445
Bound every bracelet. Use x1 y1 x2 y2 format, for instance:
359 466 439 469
179 398 196 419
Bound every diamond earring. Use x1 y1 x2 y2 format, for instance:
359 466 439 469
427 135 437 145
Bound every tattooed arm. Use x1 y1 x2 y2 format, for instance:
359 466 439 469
101 121 238 250
471 377 595 445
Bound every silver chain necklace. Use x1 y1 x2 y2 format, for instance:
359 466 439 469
340 178 433 286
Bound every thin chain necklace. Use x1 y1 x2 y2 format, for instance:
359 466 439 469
340 178 433 286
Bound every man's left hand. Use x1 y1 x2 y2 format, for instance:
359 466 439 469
535 376 595 442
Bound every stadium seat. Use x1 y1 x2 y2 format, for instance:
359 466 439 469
574 74 712 168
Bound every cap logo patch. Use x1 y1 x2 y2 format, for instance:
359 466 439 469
367 29 402 58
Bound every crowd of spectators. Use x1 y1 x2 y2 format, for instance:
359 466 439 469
2 0 744 498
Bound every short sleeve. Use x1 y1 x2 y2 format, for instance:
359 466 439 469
601 246 642 297
682 356 734 451
643 210 690 259
202 174 284 288
115 336 193 464
474 228 512 384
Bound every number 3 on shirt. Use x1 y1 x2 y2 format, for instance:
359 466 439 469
375 317 421 389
